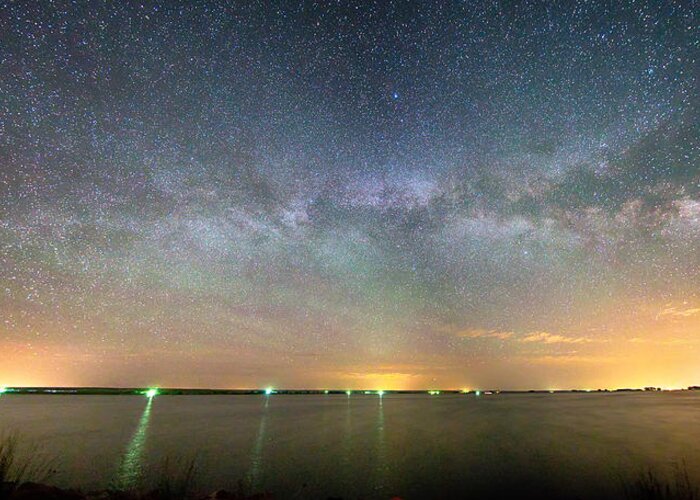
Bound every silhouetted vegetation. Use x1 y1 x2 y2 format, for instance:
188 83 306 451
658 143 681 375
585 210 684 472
623 462 699 500
0 433 55 499
148 458 199 500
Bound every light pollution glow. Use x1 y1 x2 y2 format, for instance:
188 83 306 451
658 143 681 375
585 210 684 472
0 2 698 390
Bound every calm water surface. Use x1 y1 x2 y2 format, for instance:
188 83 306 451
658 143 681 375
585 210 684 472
1 392 699 498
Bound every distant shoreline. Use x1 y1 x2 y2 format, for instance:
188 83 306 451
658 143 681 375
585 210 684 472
1 386 699 396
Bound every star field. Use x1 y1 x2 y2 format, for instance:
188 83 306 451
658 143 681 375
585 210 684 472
1 1 698 389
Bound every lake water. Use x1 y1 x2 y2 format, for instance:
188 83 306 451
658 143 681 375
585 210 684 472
1 392 699 498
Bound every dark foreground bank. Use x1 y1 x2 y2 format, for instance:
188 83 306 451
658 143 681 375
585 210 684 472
1 462 699 500
2 482 272 500
1 471 700 500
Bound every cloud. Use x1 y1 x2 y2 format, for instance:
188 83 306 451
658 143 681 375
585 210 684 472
519 331 594 344
455 328 598 345
457 329 514 340
656 305 700 320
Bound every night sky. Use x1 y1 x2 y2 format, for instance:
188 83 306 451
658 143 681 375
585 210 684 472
1 1 698 390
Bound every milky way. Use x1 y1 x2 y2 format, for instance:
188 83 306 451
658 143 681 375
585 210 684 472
1 1 698 389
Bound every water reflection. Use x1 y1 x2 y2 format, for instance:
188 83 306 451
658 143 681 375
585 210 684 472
246 396 269 491
372 395 390 494
342 394 352 463
338 393 353 493
113 397 153 490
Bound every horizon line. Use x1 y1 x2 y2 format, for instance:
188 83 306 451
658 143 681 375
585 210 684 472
2 385 699 394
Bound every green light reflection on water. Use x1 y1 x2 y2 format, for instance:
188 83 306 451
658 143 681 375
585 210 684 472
339 390 354 494
113 397 154 490
246 395 269 491
371 393 390 494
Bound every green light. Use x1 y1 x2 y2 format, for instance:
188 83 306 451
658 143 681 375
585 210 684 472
377 390 385 397
428 390 440 395
114 397 153 489
475 390 481 396
145 388 158 398
346 390 352 396
324 390 329 394
0 387 7 394
264 387 274 395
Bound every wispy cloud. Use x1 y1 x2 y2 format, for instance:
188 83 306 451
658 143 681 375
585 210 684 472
457 329 514 340
656 305 700 320
455 328 597 345
520 331 595 344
